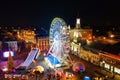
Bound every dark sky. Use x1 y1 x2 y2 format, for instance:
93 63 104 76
0 0 120 29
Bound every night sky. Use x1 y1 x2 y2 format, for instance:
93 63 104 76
0 0 120 29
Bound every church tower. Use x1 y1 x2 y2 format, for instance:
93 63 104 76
76 18 81 29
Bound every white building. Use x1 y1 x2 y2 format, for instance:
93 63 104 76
5 41 18 51
69 18 92 56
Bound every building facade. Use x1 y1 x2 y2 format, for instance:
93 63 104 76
70 18 93 55
99 53 120 75
5 41 18 52
17 29 36 43
37 37 49 53
79 47 100 66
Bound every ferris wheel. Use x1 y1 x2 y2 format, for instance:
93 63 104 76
49 17 68 46
47 17 72 66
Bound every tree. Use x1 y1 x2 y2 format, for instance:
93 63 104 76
7 51 15 73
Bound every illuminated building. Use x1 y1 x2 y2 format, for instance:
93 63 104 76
80 47 100 66
80 47 120 76
69 18 92 42
17 29 36 43
37 37 49 53
5 41 18 52
99 53 120 75
70 18 92 56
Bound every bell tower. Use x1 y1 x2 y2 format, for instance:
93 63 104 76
76 18 81 29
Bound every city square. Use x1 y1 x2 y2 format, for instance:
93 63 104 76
0 1 120 80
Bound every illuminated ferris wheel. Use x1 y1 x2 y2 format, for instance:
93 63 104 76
48 17 72 65
49 17 68 45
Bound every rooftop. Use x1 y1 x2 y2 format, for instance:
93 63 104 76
83 41 120 55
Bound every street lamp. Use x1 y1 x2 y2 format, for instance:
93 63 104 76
110 34 114 38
